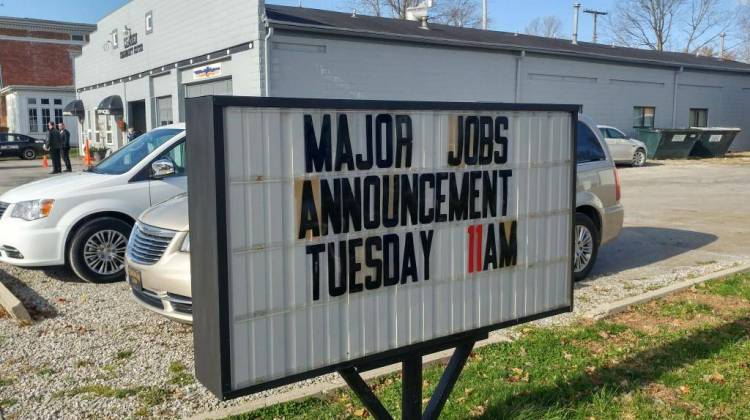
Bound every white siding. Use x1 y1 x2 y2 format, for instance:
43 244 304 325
75 0 263 88
268 31 750 150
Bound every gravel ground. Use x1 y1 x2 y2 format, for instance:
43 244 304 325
1 157 749 418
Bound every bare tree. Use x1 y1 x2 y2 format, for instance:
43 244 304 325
608 0 734 52
346 0 482 27
682 0 732 53
525 16 563 38
609 0 684 51
432 0 482 28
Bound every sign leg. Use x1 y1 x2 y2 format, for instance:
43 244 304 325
422 340 477 420
401 356 423 420
338 367 393 420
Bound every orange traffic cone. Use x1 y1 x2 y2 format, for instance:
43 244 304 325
42 153 49 168
84 139 91 166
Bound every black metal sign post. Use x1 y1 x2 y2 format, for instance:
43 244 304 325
337 333 486 420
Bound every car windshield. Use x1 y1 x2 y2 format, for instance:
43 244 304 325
90 128 183 175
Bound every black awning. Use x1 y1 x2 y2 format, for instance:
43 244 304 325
96 95 123 116
63 99 85 119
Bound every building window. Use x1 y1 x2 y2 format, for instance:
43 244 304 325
145 11 154 34
41 98 50 105
633 106 656 128
27 98 37 105
42 109 51 131
155 96 173 126
54 109 63 124
28 109 39 133
53 99 62 105
97 114 114 144
689 108 708 127
72 34 85 41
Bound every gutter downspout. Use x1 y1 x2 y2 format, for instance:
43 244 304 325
514 50 525 102
671 66 683 128
264 25 274 97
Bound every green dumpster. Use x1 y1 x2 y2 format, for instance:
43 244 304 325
635 128 661 159
635 128 702 159
689 128 741 158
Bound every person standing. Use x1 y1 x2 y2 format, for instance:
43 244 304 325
46 121 62 174
58 122 72 172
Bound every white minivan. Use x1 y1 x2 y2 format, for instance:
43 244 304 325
0 124 187 283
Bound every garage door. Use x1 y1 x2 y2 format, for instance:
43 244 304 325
185 78 233 98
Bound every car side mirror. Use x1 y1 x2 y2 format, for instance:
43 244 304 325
151 158 175 179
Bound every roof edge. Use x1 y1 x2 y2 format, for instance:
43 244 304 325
265 17 750 75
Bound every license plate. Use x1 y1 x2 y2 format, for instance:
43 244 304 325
128 267 142 292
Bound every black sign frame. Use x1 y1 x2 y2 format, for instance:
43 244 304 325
186 96 579 401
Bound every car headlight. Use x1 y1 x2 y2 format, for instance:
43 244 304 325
11 199 55 221
180 233 190 253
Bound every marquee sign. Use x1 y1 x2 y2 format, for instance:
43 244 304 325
186 97 577 400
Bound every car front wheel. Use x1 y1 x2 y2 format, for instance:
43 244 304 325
573 213 600 281
21 148 37 160
632 148 646 167
68 217 131 283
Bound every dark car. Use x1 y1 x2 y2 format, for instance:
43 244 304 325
0 133 46 160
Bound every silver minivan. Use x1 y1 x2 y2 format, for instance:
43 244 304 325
126 114 624 322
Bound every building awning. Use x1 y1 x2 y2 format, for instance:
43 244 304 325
96 95 123 116
63 99 85 119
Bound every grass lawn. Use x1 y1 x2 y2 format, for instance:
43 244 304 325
234 272 750 419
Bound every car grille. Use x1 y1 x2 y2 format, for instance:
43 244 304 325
0 202 9 219
167 293 193 314
127 222 176 265
132 288 164 310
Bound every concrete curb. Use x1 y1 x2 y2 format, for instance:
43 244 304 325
0 281 31 323
188 333 513 420
583 262 750 320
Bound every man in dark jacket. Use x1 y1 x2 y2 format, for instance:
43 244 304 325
46 121 62 174
58 122 72 172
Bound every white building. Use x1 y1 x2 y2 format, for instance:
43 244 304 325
75 0 750 151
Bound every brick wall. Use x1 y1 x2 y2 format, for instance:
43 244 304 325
0 39 81 86
0 28 71 40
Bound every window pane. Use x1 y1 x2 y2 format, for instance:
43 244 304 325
27 98 37 105
633 107 643 127
54 99 62 105
28 109 39 132
42 109 51 131
576 121 606 163
41 99 50 105
699 110 708 127
54 109 63 124
156 96 173 126
160 141 187 176
643 107 655 128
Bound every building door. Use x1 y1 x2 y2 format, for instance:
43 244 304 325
128 100 147 136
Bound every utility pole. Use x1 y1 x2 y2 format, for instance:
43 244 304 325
583 9 608 43
720 32 726 59
482 0 488 30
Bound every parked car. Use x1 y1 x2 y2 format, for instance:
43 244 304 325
0 124 187 283
127 115 623 323
126 193 191 323
597 125 648 167
0 132 46 160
